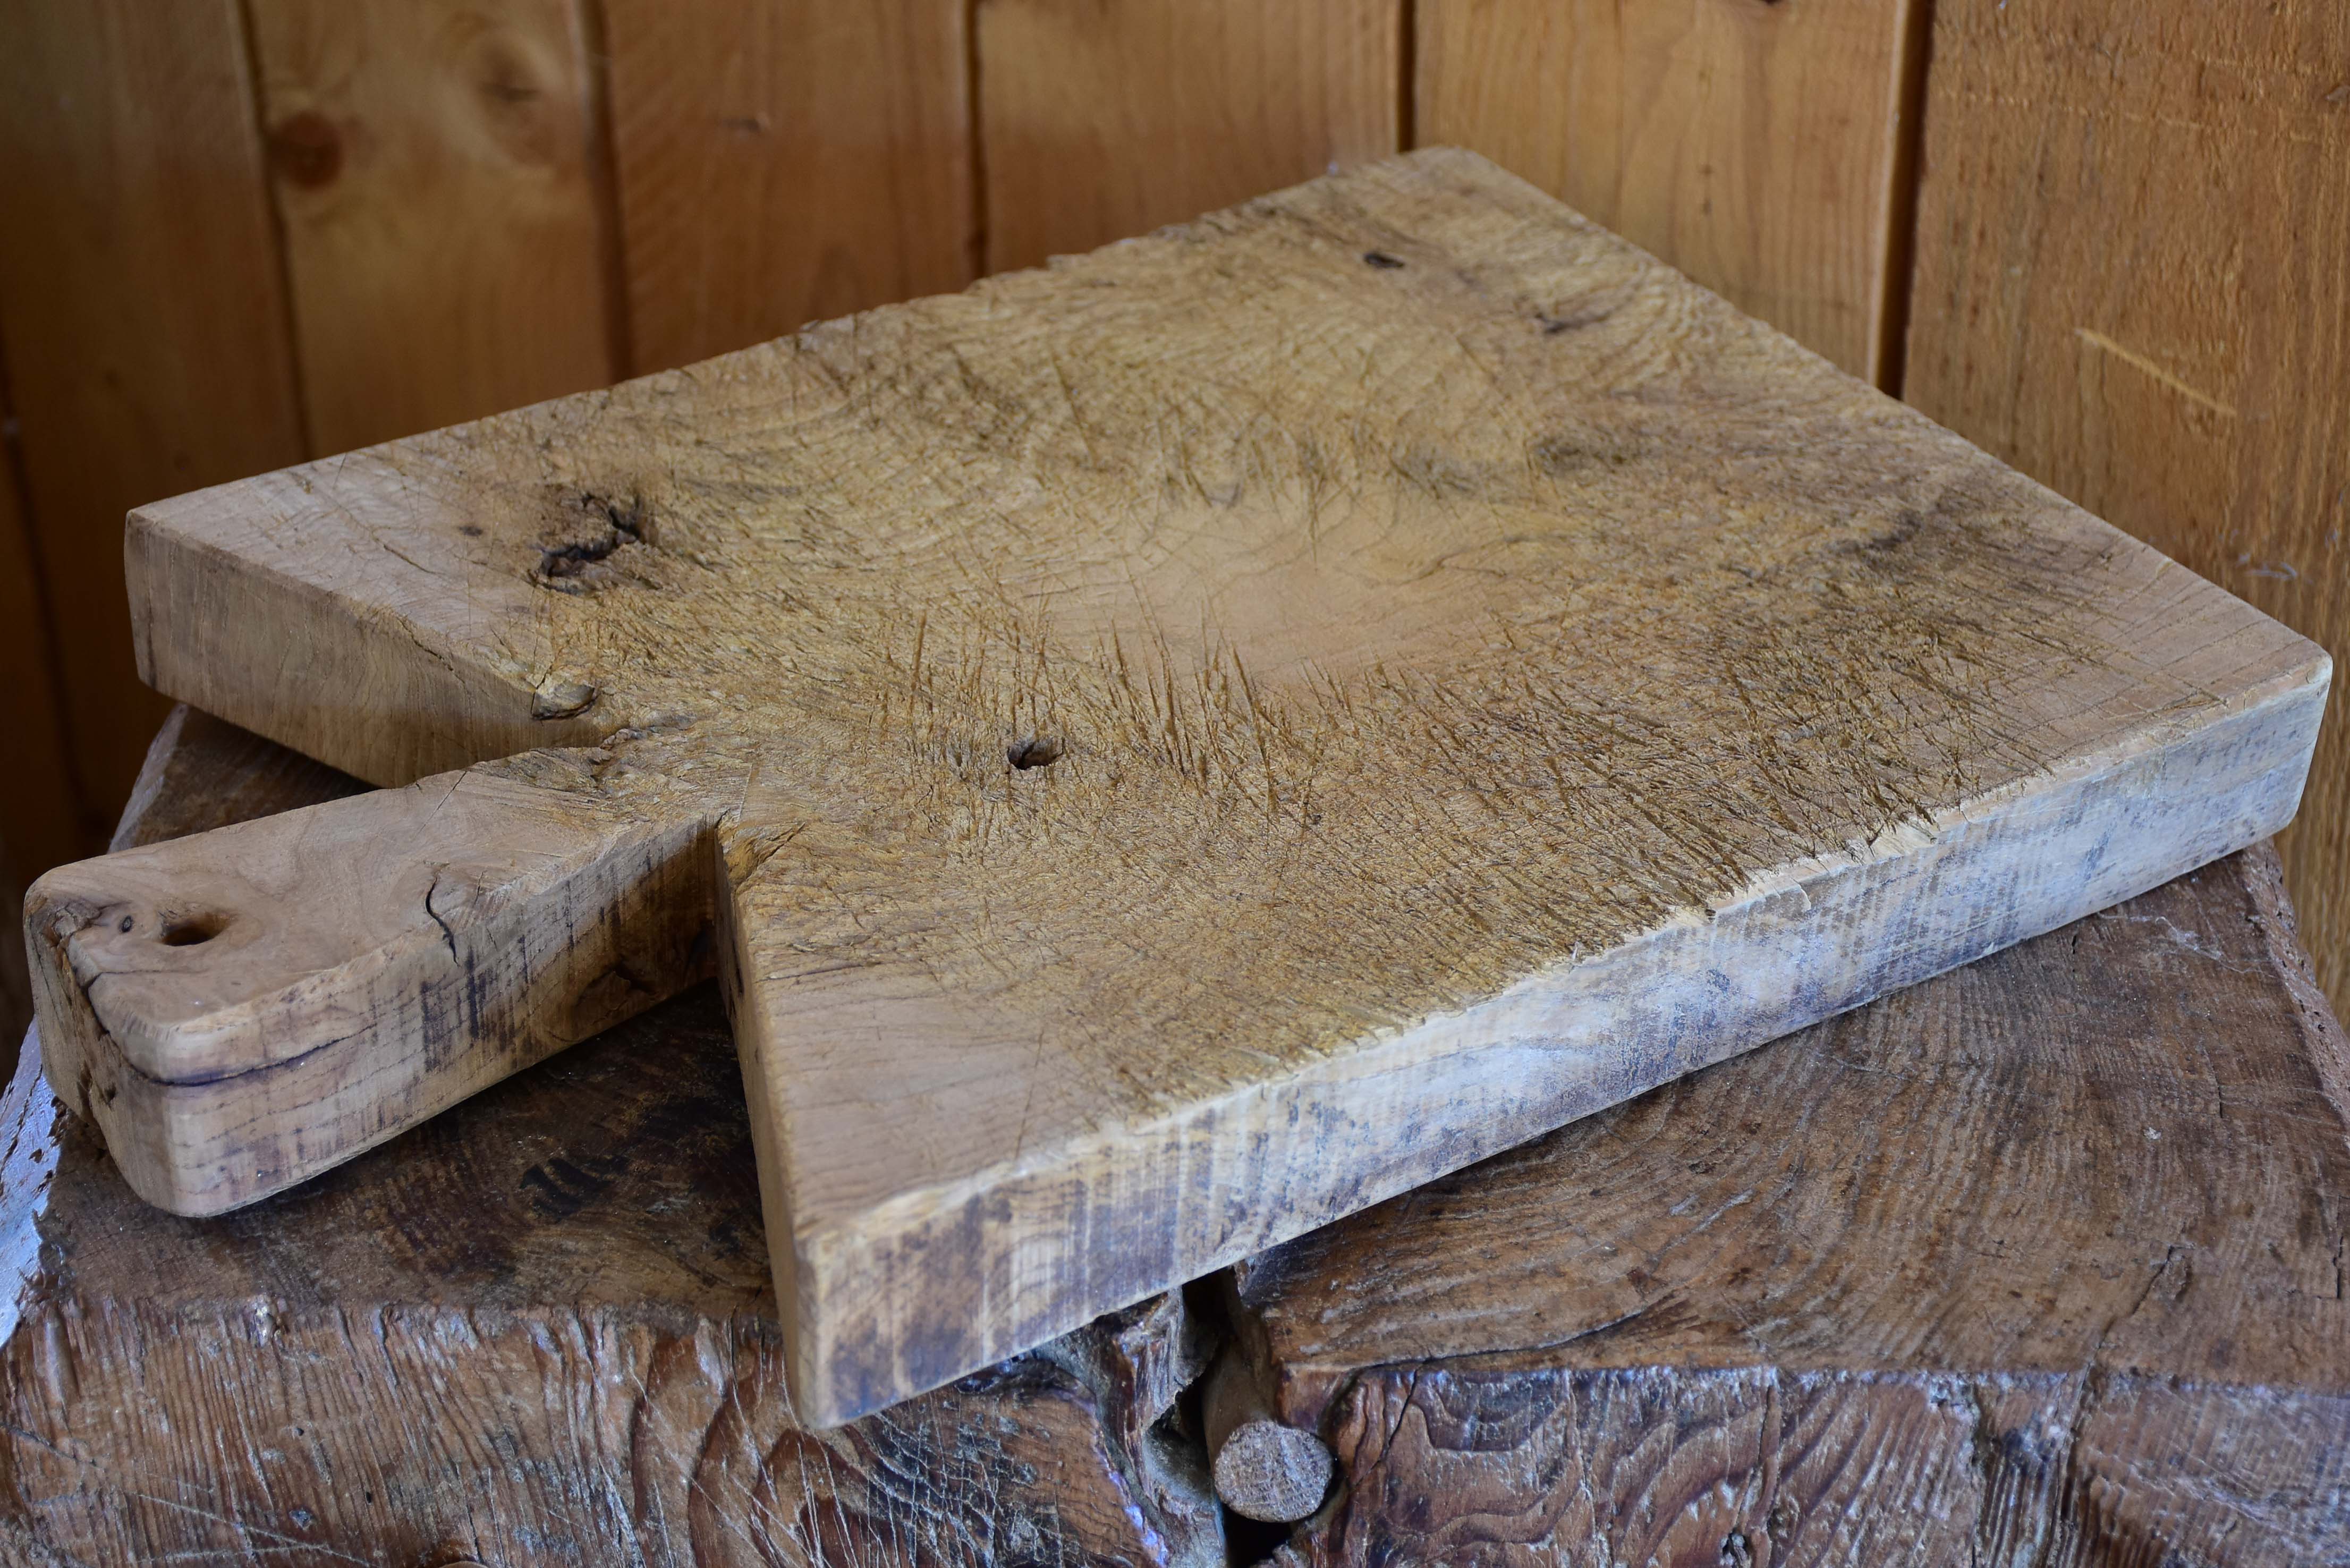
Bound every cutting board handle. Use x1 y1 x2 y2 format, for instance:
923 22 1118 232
23 765 716 1215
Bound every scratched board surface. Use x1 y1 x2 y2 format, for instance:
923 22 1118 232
41 150 2327 1424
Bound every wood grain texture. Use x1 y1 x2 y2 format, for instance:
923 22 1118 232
602 0 975 374
104 706 363 856
1416 0 1923 383
247 0 621 453
27 759 715 1215
977 0 1402 272
1203 1344 1333 1523
0 0 305 821
0 417 72 1070
12 715 2345 1561
7 703 357 1124
0 396 80 900
1240 844 2350 1565
0 707 1221 1567
32 150 2330 1425
1903 0 2350 1021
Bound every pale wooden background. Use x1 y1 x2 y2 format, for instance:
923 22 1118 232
1 0 2342 1032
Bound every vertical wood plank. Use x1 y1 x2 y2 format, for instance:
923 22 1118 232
246 0 621 453
1903 0 2350 1013
977 0 1403 274
1415 0 1922 383
601 0 975 375
0 426 79 878
0 0 307 825
0 425 73 1067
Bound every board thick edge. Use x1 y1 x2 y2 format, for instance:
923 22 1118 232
770 660 2329 1426
125 491 605 790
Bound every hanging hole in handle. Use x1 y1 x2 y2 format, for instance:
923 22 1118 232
160 912 230 947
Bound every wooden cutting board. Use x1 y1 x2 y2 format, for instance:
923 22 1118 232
24 149 2329 1427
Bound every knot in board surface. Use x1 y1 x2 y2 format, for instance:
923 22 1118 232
22 149 2329 1427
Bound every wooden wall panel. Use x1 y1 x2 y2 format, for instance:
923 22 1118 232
0 0 306 835
0 427 68 1065
0 418 79 894
603 0 975 374
1416 0 1923 383
247 0 621 453
977 0 1402 274
1904 0 2350 1013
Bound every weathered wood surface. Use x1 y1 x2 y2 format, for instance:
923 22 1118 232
14 713 2347 1563
36 763 716 1214
1237 843 2350 1565
0 0 1946 894
1902 0 2350 1024
0 709 1220 1567
24 149 2330 1424
1202 1344 1334 1524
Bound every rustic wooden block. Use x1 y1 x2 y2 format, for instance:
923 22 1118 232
0 709 1220 1568
1234 845 2350 1565
22 148 2329 1424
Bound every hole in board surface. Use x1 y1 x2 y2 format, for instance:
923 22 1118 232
160 913 228 947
